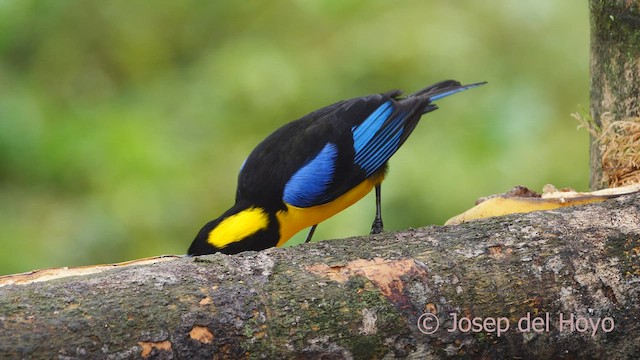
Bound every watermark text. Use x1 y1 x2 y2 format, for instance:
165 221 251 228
417 312 615 337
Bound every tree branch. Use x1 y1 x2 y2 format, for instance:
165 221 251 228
1 194 639 359
589 0 640 189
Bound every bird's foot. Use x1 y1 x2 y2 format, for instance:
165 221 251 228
370 218 384 234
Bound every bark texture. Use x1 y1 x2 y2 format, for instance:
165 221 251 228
1 194 639 359
589 0 640 189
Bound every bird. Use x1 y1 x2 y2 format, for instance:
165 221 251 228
188 80 486 256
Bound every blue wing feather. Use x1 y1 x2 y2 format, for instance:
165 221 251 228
283 143 338 207
351 101 405 177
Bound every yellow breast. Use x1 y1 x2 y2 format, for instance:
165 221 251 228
275 172 385 246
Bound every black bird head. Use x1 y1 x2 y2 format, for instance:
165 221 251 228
188 204 281 255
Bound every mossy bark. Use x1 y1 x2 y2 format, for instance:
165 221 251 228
589 0 640 189
1 194 639 359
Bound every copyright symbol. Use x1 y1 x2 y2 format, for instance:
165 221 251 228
417 313 439 334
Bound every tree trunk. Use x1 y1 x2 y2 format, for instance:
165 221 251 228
1 193 638 359
589 0 640 189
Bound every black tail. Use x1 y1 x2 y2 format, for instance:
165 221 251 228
406 80 486 114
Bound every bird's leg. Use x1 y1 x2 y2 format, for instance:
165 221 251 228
304 224 318 243
370 184 384 234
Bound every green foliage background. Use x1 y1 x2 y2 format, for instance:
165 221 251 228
0 1 589 275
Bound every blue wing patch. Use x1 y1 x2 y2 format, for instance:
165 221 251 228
283 142 338 207
351 101 405 176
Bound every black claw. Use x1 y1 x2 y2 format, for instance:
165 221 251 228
370 218 384 234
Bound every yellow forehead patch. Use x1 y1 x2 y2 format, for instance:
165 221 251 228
208 207 269 248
